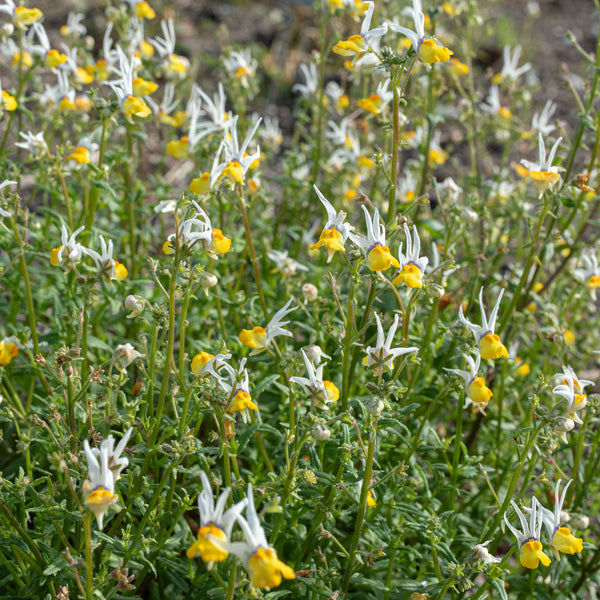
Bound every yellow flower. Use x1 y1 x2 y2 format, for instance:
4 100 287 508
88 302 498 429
189 173 212 194
479 332 509 360
311 228 345 262
208 229 231 256
520 539 551 569
515 358 530 377
393 263 423 288
1 90 17 111
248 546 296 590
186 524 228 562
418 38 453 63
66 146 90 164
357 93 382 114
367 490 377 507
45 49 68 68
132 77 158 97
191 351 214 376
368 244 400 271
113 261 128 281
11 51 32 68
134 0 156 19
74 67 94 85
551 527 583 556
0 338 19 366
58 96 76 112
239 327 267 350
121 95 151 120
449 58 469 76
459 287 508 360
466 376 493 411
230 390 258 413
166 136 189 158
333 35 367 57
14 6 43 28
219 160 245 184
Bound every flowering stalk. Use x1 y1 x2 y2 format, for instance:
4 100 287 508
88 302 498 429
341 416 378 595
84 512 93 600
340 259 361 412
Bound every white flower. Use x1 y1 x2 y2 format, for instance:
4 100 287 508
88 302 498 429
574 252 600 299
504 496 551 569
520 132 564 192
444 353 493 414
394 223 429 289
290 349 339 409
83 429 132 529
112 343 144 371
224 49 257 83
210 115 261 186
84 235 127 280
349 205 400 272
553 366 593 425
15 131 48 157
362 313 418 375
227 484 295 589
186 471 248 566
239 299 297 355
471 540 501 567
493 45 531 84
293 62 319 97
50 225 87 270
458 287 508 360
124 295 144 318
530 100 557 137
267 249 309 277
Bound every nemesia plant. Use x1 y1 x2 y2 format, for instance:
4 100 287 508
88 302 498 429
1 0 599 598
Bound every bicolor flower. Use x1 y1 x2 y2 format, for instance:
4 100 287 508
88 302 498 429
393 223 429 288
50 225 87 271
106 47 151 122
520 133 564 193
332 1 387 64
164 202 231 259
207 357 258 419
310 185 354 263
268 250 309 278
357 79 393 115
458 287 509 360
186 471 247 565
574 252 600 299
291 349 339 409
227 484 295 590
481 85 511 119
0 79 16 112
239 299 296 355
210 116 261 186
389 0 453 63
192 352 232 378
445 353 493 414
536 480 583 560
123 0 156 19
530 100 557 137
553 366 593 425
85 235 128 281
504 497 551 569
362 313 418 376
151 19 190 76
350 205 400 272
223 49 257 85
491 45 531 85
83 429 133 529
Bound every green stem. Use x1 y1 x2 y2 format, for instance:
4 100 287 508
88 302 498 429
341 417 378 596
84 513 94 600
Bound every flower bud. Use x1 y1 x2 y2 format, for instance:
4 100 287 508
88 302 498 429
428 283 445 300
200 273 218 295
304 344 330 365
364 397 384 416
312 422 331 442
556 418 575 435
302 283 318 302
124 295 144 318
570 514 590 530
1 23 14 37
